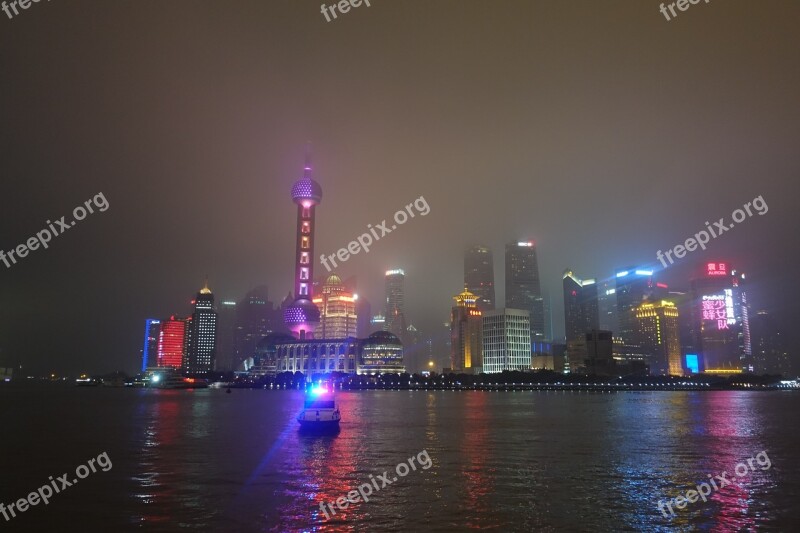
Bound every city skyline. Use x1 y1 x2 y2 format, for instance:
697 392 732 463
1 2 797 378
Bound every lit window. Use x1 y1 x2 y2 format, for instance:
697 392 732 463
300 284 308 296
301 236 310 249
300 268 309 280
300 252 309 264
302 221 311 234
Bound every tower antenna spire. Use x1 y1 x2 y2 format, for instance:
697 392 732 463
304 141 313 177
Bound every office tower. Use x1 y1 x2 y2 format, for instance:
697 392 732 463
236 286 278 362
313 273 358 338
184 281 218 374
751 310 790 375
562 269 600 343
635 300 682 376
505 241 545 341
284 150 322 339
214 300 237 372
614 268 658 347
464 245 495 312
690 262 752 371
598 281 618 333
157 315 188 369
384 269 407 341
482 308 531 373
141 319 161 371
450 290 483 372
355 295 372 338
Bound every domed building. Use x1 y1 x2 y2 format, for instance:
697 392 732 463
358 331 405 375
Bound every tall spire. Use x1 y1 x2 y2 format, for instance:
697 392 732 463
200 275 211 295
303 141 313 178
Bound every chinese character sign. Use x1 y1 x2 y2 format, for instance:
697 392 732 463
702 294 729 330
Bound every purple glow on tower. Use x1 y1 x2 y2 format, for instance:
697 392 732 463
284 148 323 339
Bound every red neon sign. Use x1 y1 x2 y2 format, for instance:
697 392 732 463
707 262 727 276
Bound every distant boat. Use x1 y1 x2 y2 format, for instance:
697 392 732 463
297 383 340 432
151 375 208 389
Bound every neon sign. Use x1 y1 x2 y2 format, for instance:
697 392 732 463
702 293 735 330
707 262 727 276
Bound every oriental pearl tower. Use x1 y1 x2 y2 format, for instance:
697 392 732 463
283 148 323 339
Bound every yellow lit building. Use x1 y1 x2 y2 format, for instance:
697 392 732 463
635 300 683 376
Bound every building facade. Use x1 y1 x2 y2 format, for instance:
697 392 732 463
563 269 600 343
635 300 682 376
450 290 483 372
184 282 218 374
157 315 188 369
384 269 408 341
141 319 161 371
505 241 545 341
313 273 358 339
690 262 752 372
482 308 531 373
464 245 496 312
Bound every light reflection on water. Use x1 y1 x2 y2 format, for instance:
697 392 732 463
1 387 798 531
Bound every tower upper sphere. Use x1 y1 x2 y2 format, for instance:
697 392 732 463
291 149 323 205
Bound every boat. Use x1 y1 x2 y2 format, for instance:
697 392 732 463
297 383 340 432
150 374 209 389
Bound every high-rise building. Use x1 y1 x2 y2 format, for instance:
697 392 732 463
157 315 188 369
598 281 618 333
505 241 545 341
184 281 218 374
355 295 372 338
450 290 483 372
384 269 407 341
562 269 600 343
482 308 531 373
313 273 358 338
464 245 495 312
750 310 790 375
215 300 237 372
690 262 752 372
614 268 659 347
635 300 682 376
236 286 279 364
283 150 323 339
141 319 161 371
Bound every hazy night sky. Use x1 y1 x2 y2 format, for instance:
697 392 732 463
1 1 798 374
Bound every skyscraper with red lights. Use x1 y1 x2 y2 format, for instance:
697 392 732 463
283 150 322 339
157 315 187 369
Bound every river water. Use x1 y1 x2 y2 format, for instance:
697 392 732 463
1 386 799 531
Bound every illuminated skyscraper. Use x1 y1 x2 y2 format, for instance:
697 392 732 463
184 281 218 373
284 150 322 339
563 269 600 342
464 245 495 312
690 262 752 372
482 308 531 373
505 241 545 341
157 315 188 369
635 300 682 376
313 273 358 338
450 289 483 372
215 300 237 372
614 268 658 346
384 269 407 341
141 319 161 371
